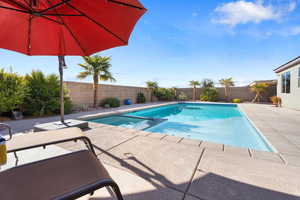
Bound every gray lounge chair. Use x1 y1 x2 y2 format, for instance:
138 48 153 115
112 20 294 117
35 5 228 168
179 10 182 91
0 125 124 200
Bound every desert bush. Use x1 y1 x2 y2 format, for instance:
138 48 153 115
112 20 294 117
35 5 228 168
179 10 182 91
178 92 188 101
153 88 175 101
100 97 120 108
136 92 146 103
0 69 25 113
270 96 282 107
200 87 218 102
23 70 73 116
232 98 242 103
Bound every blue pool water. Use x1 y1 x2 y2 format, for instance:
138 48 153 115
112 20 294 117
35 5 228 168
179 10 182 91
89 103 273 152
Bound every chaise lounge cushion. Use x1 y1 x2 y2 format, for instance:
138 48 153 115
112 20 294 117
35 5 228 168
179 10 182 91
0 150 111 200
6 127 84 152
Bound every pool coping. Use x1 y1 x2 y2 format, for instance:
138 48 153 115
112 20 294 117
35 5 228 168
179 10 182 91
238 105 278 153
84 121 285 165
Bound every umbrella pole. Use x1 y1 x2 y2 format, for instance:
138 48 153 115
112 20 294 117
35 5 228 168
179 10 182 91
58 56 65 123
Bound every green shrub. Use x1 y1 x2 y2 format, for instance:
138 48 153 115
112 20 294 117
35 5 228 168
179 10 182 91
100 97 120 108
232 98 242 103
200 88 218 102
136 92 146 103
0 69 25 113
178 92 188 101
153 88 175 101
23 70 73 116
64 97 73 114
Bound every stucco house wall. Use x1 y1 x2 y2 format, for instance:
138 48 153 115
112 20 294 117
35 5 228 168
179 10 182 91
276 64 300 110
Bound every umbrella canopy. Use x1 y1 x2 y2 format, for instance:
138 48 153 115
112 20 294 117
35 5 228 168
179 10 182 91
0 0 146 55
0 0 146 123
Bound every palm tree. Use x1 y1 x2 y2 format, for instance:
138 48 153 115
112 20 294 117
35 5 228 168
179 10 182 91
201 79 214 88
189 80 200 101
146 81 158 102
219 77 234 101
77 55 115 108
250 83 269 103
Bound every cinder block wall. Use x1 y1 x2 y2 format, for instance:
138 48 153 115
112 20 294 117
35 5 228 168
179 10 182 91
177 86 276 102
65 81 150 106
65 81 276 106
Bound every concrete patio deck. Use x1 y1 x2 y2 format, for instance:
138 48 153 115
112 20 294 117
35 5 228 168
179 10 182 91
2 102 300 200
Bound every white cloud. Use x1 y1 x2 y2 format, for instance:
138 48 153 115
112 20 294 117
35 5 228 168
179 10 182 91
213 0 296 27
288 1 297 12
289 26 300 35
278 26 300 36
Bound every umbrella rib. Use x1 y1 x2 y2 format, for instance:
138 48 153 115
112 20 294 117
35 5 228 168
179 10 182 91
39 0 73 14
65 2 127 44
27 15 32 55
43 0 87 55
60 21 87 55
6 0 31 11
107 0 145 10
0 5 29 14
39 15 64 25
43 13 83 16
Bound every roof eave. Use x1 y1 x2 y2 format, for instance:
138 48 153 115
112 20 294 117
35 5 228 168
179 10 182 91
274 56 300 73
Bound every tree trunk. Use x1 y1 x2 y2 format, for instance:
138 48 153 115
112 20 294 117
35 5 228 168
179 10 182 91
224 86 228 102
193 86 196 101
225 86 229 102
58 56 65 123
252 92 260 103
93 75 98 108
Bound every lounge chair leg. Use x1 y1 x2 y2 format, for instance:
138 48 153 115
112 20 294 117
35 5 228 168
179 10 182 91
107 183 124 200
13 152 19 166
106 186 117 200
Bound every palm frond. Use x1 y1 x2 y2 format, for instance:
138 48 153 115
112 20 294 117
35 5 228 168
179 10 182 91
189 80 200 86
78 55 115 82
77 71 91 79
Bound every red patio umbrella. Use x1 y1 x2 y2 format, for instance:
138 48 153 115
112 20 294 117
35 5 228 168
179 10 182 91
0 0 146 123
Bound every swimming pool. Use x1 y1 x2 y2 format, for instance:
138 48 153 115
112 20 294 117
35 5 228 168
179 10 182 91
88 103 274 152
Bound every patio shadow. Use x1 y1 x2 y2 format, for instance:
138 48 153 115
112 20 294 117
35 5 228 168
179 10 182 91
88 172 300 200
187 172 300 200
94 145 175 190
93 145 300 200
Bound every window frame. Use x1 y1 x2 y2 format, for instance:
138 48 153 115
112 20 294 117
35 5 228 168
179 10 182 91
281 71 291 94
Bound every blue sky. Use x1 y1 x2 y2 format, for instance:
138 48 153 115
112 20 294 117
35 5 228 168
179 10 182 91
1 0 300 87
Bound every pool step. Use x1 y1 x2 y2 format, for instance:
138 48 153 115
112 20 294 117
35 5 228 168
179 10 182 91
121 115 167 130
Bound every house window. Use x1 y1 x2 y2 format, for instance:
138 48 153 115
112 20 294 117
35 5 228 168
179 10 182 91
281 71 291 93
